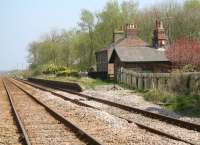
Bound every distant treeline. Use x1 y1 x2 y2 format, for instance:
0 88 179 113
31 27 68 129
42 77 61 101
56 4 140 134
28 0 200 73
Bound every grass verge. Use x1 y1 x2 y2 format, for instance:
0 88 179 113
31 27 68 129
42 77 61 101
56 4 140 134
35 75 113 90
141 89 200 117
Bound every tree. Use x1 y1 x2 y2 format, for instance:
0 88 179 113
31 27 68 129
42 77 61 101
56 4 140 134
27 0 200 73
78 9 96 68
184 0 200 10
28 41 40 69
165 37 200 70
121 0 138 24
95 0 123 46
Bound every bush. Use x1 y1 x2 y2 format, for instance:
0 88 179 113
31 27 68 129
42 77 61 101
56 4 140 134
41 64 78 76
56 70 68 77
190 74 200 96
21 70 32 79
143 89 175 104
31 65 44 76
182 64 195 72
170 95 200 117
42 64 64 74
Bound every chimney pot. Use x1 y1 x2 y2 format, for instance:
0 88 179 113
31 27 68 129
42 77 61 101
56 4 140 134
125 23 137 37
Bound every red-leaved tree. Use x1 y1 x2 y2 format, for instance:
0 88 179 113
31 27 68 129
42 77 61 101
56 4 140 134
165 37 200 70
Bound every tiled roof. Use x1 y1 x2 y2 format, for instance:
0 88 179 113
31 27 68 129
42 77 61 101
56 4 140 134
95 36 147 53
110 46 169 63
116 36 147 47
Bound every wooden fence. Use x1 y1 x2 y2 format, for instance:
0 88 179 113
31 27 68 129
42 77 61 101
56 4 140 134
117 68 200 94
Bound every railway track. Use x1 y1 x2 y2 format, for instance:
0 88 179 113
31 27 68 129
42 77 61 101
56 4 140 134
3 78 102 145
10 78 190 145
0 79 26 145
22 78 200 130
15 78 200 145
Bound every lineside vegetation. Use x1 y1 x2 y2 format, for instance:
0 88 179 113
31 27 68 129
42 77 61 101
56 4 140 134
28 0 200 73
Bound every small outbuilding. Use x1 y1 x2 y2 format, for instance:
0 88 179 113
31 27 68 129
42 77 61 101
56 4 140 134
96 20 172 78
109 46 171 77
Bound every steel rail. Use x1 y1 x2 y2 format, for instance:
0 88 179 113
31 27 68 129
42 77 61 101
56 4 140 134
20 78 200 132
15 78 197 145
7 78 103 145
2 79 31 145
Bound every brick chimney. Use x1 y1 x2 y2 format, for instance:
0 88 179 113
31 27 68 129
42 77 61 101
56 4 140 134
125 23 137 38
112 23 137 42
152 20 167 49
112 27 125 43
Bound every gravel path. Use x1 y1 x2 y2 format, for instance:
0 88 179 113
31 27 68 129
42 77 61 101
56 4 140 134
0 80 22 145
82 85 200 124
16 80 189 145
5 80 85 145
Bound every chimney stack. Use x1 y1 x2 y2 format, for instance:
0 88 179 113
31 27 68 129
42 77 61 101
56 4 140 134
152 20 167 49
113 30 125 43
125 23 137 38
112 23 137 42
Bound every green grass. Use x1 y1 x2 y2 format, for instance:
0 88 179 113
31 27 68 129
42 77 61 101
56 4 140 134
168 95 200 117
140 89 200 117
35 75 113 90
143 89 176 104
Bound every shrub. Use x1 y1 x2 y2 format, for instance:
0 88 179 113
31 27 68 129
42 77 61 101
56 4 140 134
170 95 200 117
182 64 195 72
190 74 200 96
143 89 175 104
56 70 68 77
172 64 196 73
42 64 78 76
31 65 44 76
21 70 32 79
42 64 62 74
165 37 200 70
143 89 200 117
169 65 200 95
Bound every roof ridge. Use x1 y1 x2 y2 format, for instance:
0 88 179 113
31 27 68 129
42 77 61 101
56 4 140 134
109 46 169 63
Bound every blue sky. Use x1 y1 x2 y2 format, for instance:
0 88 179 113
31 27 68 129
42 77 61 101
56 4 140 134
0 0 181 71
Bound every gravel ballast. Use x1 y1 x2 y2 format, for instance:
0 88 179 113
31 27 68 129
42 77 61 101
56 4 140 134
56 90 200 145
82 85 200 124
0 80 22 145
6 80 86 145
15 80 191 145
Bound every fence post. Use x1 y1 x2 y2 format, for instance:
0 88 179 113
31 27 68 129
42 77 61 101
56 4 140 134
144 76 151 90
130 74 132 88
138 76 144 90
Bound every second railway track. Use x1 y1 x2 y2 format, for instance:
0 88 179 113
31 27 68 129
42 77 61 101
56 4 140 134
14 78 200 145
22 78 200 131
